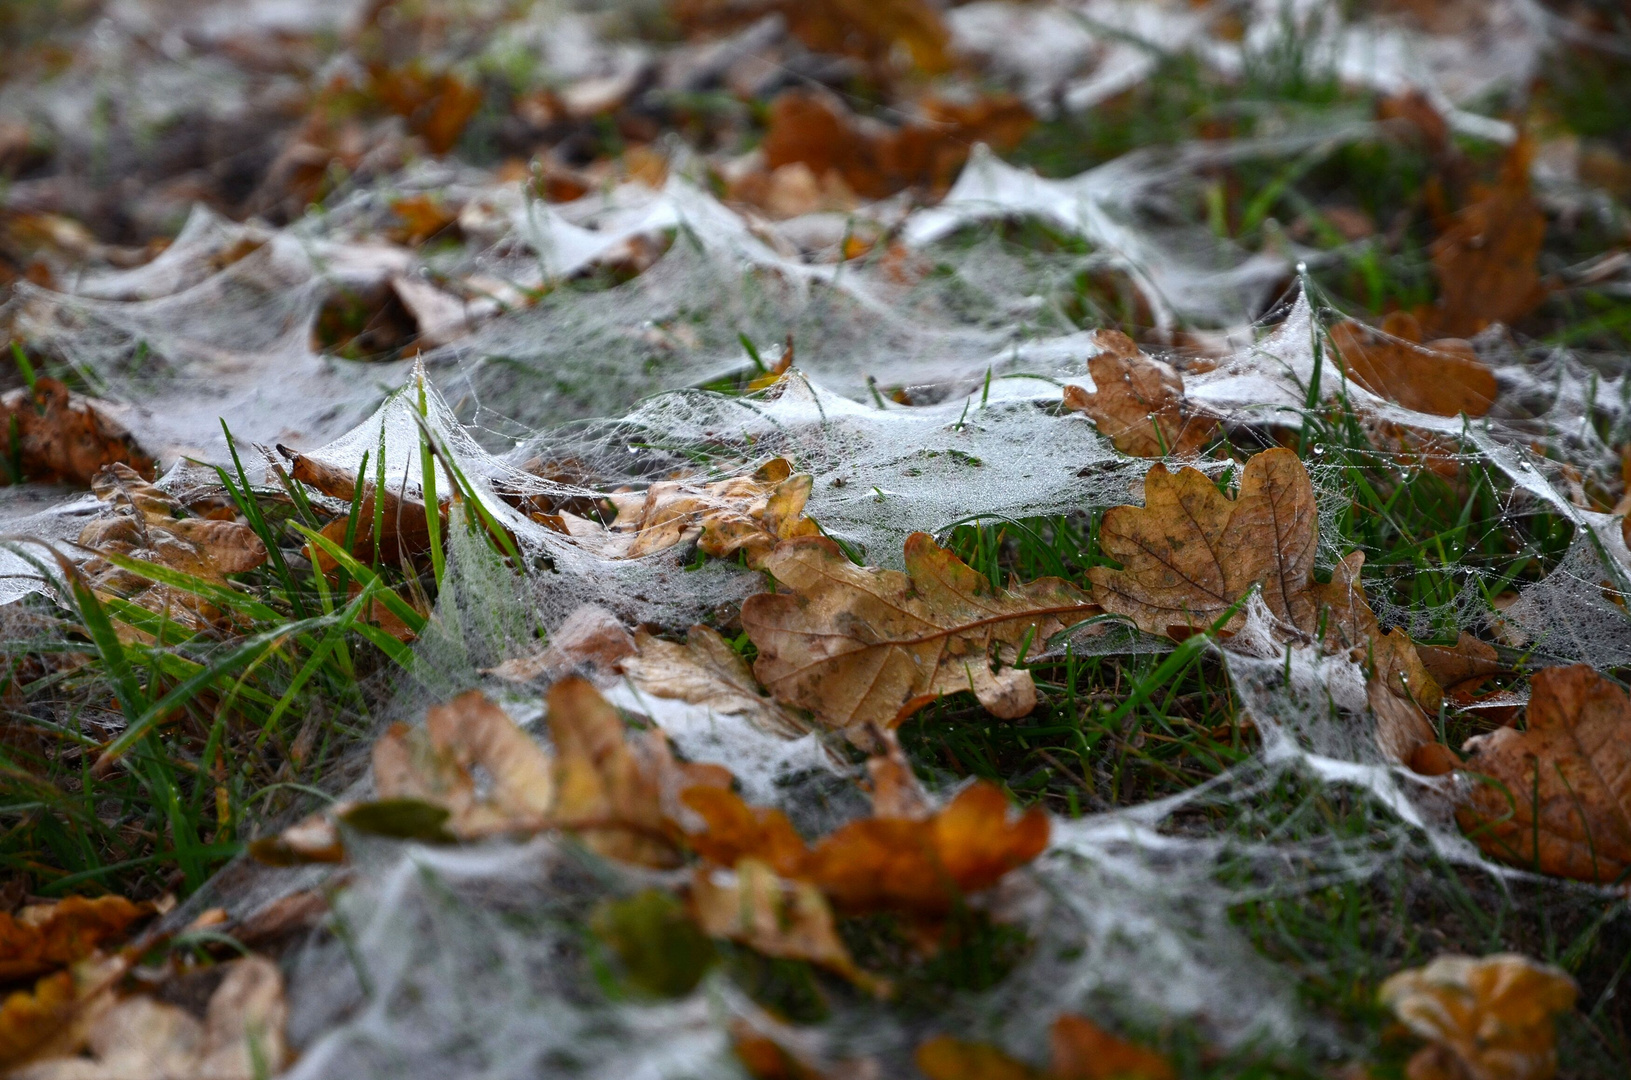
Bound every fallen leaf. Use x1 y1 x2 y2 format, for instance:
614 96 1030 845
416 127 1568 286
369 65 484 155
487 603 637 684
0 379 154 488
247 809 347 866
589 890 717 998
691 859 884 993
1062 330 1217 457
1092 448 1445 762
558 458 818 566
279 444 441 571
1089 448 1328 640
1417 633 1506 700
743 532 1095 735
1379 953 1577 1080
1362 627 1445 766
0 953 129 1070
388 194 460 246
747 89 1032 206
1456 664 1631 883
915 1035 1039 1080
619 624 809 737
685 777 1049 916
0 896 152 982
13 954 291 1080
915 1014 1173 1080
674 0 952 75
372 689 555 838
1049 1013 1175 1080
1328 314 1497 418
74 463 267 637
1430 137 1549 337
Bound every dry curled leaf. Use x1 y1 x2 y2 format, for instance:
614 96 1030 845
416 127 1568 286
691 859 884 994
674 0 951 74
619 624 808 737
743 532 1095 736
1062 330 1216 457
373 689 555 839
1328 314 1497 418
684 776 1049 917
1456 664 1631 883
1430 137 1549 337
75 464 266 637
915 1013 1174 1080
1379 953 1577 1080
486 603 637 685
557 458 817 566
0 896 151 982
279 445 441 571
740 89 1031 209
1093 448 1443 762
0 378 153 487
1417 633 1506 700
13 954 291 1080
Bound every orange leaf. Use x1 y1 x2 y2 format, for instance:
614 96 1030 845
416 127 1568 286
1062 330 1216 457
0 896 150 983
1456 664 1631 882
1328 314 1496 418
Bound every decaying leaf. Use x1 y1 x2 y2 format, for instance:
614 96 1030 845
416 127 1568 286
1362 627 1445 766
248 809 347 866
279 444 442 571
554 458 818 566
684 776 1049 916
1430 138 1550 337
691 859 883 994
1092 448 1445 763
12 955 291 1080
1328 314 1497 418
734 89 1032 211
1417 633 1506 700
549 675 725 868
0 952 129 1071
75 464 266 636
0 378 154 487
0 896 151 982
1379 953 1577 1080
743 532 1095 736
1456 664 1631 883
1062 330 1216 457
366 681 725 867
1049 1013 1176 1080
619 624 808 737
372 689 556 839
915 1013 1174 1080
674 0 952 74
1090 448 1333 640
487 603 637 684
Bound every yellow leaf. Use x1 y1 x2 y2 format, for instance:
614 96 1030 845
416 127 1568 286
1379 954 1577 1080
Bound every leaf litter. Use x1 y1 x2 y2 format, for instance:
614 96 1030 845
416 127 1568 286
2 0 1631 1078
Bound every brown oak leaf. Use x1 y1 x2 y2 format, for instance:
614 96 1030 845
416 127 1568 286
1379 953 1577 1080
0 378 153 487
1456 664 1631 883
553 458 818 567
1093 448 1443 762
1417 633 1506 700
1430 137 1549 337
1062 330 1216 458
278 445 441 572
742 532 1096 736
76 463 266 637
619 624 809 737
1328 314 1497 418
